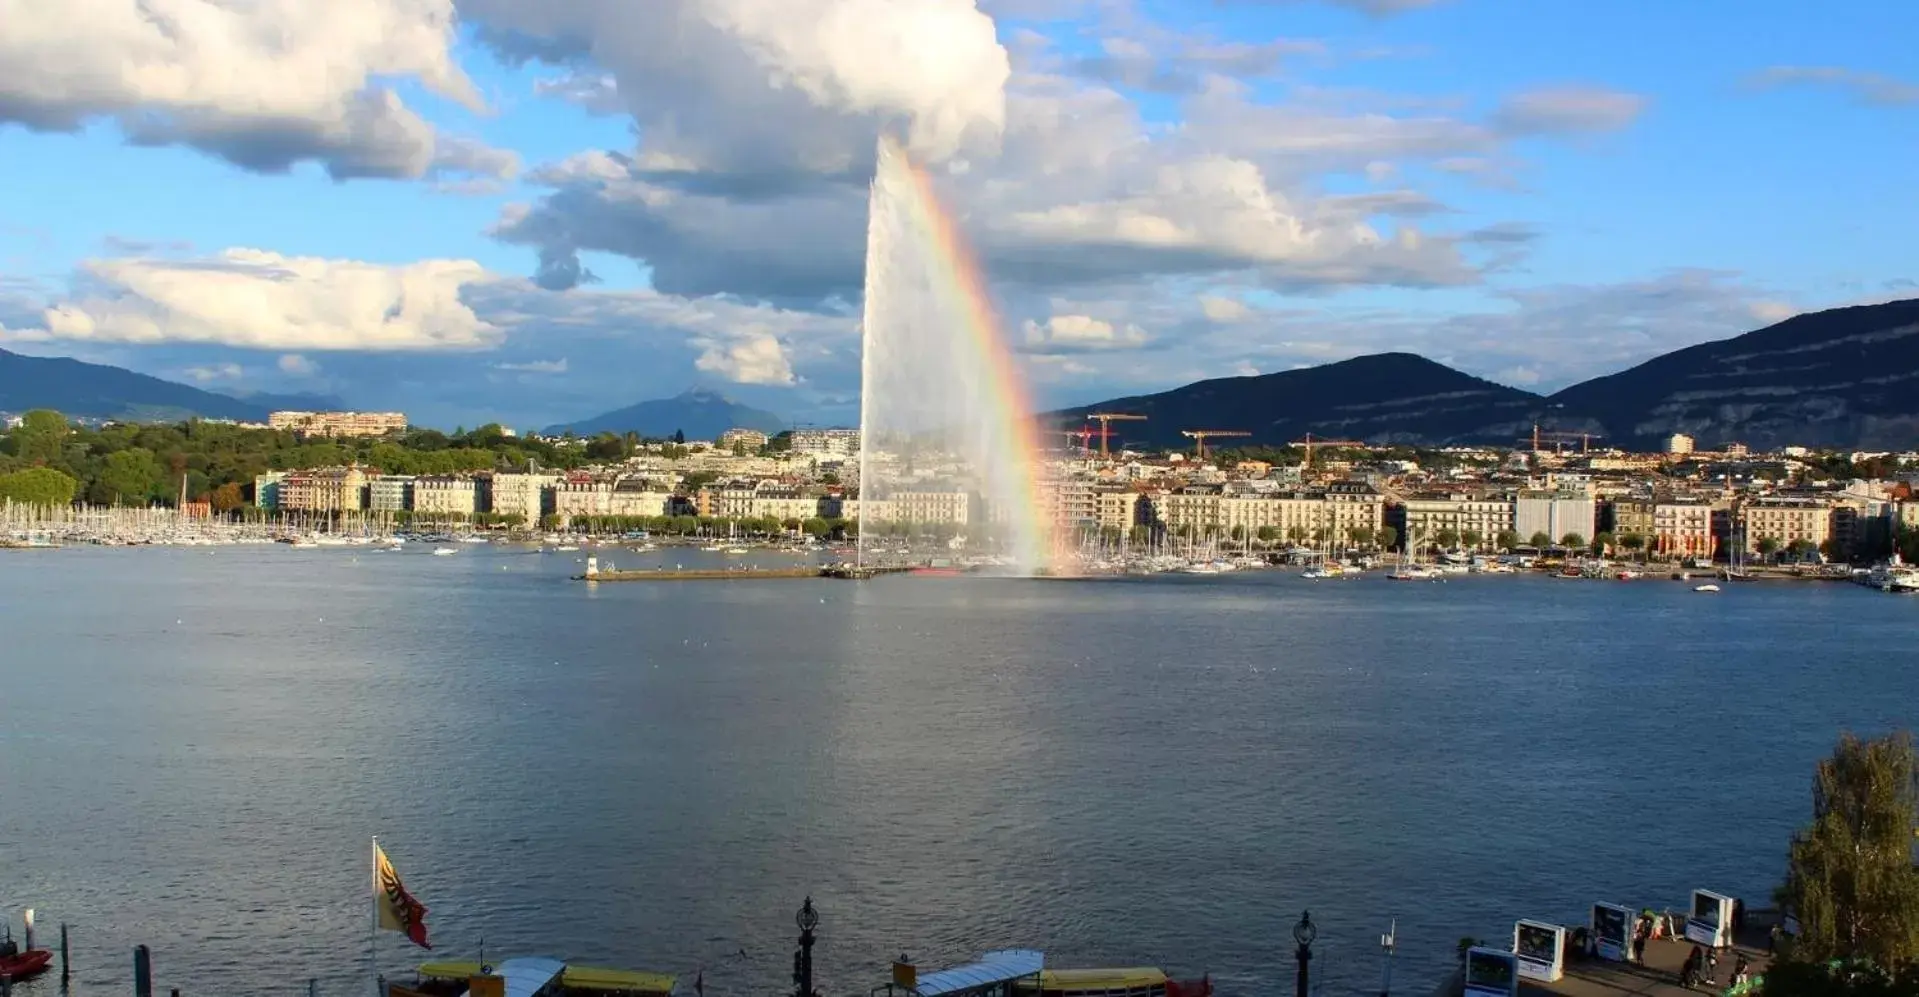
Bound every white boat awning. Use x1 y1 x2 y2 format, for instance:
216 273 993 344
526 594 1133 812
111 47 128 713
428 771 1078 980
913 950 1045 997
460 957 566 997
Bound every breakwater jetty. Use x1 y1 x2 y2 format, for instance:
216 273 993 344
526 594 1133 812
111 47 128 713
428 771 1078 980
574 559 921 582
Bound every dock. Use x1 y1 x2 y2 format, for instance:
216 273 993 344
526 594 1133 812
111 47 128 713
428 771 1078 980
573 564 923 582
1518 914 1773 997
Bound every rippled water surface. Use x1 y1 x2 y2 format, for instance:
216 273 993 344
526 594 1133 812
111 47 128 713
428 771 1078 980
2 546 1914 996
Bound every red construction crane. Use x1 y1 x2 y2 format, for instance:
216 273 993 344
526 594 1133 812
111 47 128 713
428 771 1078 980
1521 424 1602 454
1290 433 1367 468
1180 429 1251 460
1053 426 1095 455
1087 412 1147 458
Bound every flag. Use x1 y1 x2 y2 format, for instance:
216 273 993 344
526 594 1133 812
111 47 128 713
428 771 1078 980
373 841 432 950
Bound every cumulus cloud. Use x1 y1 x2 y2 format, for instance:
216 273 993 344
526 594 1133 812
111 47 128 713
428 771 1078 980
279 354 320 376
0 0 513 180
1021 314 1151 353
694 334 797 385
1200 295 1252 322
1746 67 1919 107
472 0 1012 173
2 249 500 351
1493 86 1647 135
494 358 570 373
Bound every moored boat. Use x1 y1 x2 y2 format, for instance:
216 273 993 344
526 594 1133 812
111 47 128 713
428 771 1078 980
0 915 52 983
1015 968 1212 997
395 957 675 997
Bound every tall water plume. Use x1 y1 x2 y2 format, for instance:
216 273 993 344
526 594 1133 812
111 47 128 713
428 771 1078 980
856 136 1052 574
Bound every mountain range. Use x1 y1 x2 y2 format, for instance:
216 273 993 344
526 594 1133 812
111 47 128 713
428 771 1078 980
1054 297 1919 451
7 298 1918 449
0 347 341 423
542 389 786 440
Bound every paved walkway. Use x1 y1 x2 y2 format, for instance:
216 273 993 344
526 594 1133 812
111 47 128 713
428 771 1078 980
1523 916 1773 997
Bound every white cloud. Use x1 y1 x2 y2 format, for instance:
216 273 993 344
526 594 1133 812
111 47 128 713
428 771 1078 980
179 362 243 383
1021 314 1150 353
1747 67 1919 107
1200 295 1252 322
1493 86 1647 135
0 0 512 179
494 358 570 373
279 354 320 376
1750 301 1800 325
2 249 500 351
1231 360 1260 376
694 334 797 386
471 0 1011 173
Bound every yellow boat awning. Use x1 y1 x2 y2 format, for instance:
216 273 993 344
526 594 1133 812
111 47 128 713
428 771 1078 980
418 961 487 981
1018 969 1170 992
562 965 678 993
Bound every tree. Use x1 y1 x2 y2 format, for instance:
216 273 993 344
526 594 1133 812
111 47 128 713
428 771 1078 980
1561 532 1586 550
96 447 163 505
672 429 686 445
1757 536 1782 560
1461 529 1482 550
1497 529 1521 551
1529 531 1553 549
1256 525 1278 544
1286 526 1307 544
209 481 245 513
1377 525 1398 551
9 409 69 465
1591 531 1615 556
1434 527 1460 550
1348 525 1375 548
1775 730 1919 967
1620 533 1646 556
0 466 78 505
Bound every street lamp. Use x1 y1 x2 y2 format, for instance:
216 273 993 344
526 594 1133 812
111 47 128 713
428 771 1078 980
793 897 820 997
1293 911 1316 997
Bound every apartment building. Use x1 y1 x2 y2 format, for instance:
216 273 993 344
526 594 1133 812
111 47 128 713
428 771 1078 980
790 428 861 458
718 428 770 451
253 470 288 511
1396 493 1516 548
413 476 480 517
1740 498 1832 554
366 475 414 513
1652 501 1715 558
278 467 368 514
1514 488 1597 545
269 411 407 437
491 472 559 522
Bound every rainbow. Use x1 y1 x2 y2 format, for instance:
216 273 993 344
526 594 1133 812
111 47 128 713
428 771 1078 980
866 136 1056 573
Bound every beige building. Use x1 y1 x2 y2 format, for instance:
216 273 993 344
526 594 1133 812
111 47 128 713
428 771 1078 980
1607 499 1656 544
1159 482 1385 543
1740 499 1832 554
413 476 480 518
1398 494 1516 548
1666 433 1695 455
269 411 407 437
278 466 368 514
790 428 861 458
1653 501 1714 558
490 472 558 523
718 428 770 451
1096 490 1154 533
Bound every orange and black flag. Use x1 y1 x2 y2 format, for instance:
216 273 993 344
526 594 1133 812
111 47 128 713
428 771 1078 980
374 841 432 950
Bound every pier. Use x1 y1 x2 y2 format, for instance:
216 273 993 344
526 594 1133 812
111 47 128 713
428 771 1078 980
574 561 922 581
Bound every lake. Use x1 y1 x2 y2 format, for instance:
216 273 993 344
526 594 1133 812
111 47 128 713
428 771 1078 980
1 545 1912 996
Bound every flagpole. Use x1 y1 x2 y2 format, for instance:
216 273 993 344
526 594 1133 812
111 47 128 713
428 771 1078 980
370 835 380 997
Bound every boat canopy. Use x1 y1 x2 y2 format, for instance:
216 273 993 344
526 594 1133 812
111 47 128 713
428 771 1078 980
462 957 566 997
562 966 678 994
912 950 1045 997
420 962 487 981
1018 969 1169 993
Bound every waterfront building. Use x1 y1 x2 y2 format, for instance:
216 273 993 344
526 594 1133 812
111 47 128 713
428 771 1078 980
1095 490 1154 533
1395 493 1516 548
268 410 408 437
1739 498 1832 555
1323 480 1387 542
1040 477 1098 530
413 476 479 518
490 472 559 523
1652 501 1715 559
253 470 288 511
892 490 977 526
1515 487 1597 545
1605 499 1656 543
1666 433 1695 455
749 490 827 523
718 428 770 451
278 466 369 514
367 475 414 513
609 479 678 519
790 428 861 458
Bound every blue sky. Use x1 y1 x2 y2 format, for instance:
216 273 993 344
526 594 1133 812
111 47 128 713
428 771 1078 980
1 0 1913 429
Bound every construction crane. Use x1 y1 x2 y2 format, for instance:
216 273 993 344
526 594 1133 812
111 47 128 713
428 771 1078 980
1052 426 1095 455
1180 429 1251 460
1522 424 1602 454
1086 412 1147 458
1290 433 1366 469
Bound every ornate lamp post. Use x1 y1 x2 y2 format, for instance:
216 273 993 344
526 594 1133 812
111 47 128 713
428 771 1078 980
1293 911 1316 997
793 897 820 997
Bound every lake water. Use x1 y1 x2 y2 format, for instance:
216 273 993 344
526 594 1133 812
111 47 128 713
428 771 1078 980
1 546 1913 996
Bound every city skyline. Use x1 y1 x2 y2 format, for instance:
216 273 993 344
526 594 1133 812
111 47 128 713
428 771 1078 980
2 0 1915 430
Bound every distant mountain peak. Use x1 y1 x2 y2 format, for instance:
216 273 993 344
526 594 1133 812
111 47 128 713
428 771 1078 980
544 390 785 439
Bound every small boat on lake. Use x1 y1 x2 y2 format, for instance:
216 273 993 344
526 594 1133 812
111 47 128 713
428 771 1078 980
393 957 675 997
1693 583 1721 593
0 915 53 983
432 547 459 556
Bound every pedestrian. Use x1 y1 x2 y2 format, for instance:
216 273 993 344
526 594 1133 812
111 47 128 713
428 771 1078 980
1632 919 1649 964
1732 954 1751 988
1703 945 1720 986
1680 947 1699 989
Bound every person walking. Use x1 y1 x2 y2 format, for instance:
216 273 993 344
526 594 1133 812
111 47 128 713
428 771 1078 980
1680 947 1700 990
